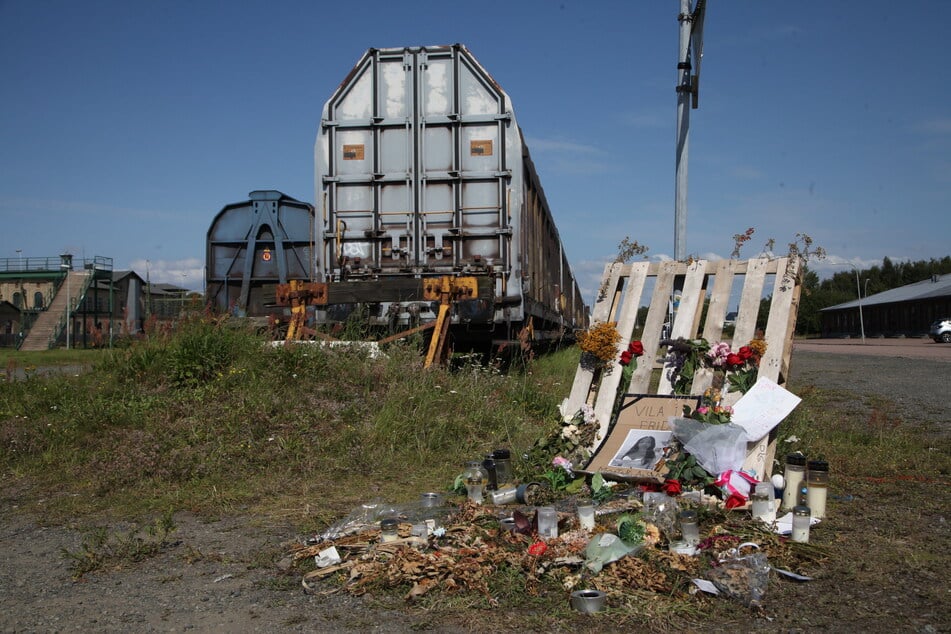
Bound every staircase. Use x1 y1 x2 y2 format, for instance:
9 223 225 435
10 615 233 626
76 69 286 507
19 270 91 351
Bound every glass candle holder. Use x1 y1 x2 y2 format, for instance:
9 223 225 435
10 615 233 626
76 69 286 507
576 500 596 531
492 448 513 486
482 456 498 491
420 492 442 508
380 518 399 543
751 482 776 524
464 460 488 504
489 485 518 506
791 504 811 543
537 506 558 539
806 460 829 519
678 509 700 546
782 453 807 511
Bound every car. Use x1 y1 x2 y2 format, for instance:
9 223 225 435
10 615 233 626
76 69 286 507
930 317 951 343
723 311 738 328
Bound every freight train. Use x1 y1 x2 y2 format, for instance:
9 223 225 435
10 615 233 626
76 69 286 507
206 44 589 350
312 44 587 347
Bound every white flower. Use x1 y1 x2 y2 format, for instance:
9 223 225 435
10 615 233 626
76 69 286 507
784 435 800 443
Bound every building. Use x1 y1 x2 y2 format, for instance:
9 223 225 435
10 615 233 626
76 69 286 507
0 253 193 349
820 273 951 338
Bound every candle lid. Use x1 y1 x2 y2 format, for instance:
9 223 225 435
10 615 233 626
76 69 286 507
807 459 829 471
785 453 807 466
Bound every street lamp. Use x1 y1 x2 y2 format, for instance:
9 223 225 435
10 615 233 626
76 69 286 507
60 258 71 350
830 260 865 343
181 273 188 315
852 266 865 344
864 278 871 299
16 249 22 270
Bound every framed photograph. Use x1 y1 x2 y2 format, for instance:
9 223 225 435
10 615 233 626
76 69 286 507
584 394 700 482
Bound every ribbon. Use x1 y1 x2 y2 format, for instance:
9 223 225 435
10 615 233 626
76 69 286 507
715 469 759 502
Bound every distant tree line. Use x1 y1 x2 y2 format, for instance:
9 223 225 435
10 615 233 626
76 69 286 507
788 256 951 335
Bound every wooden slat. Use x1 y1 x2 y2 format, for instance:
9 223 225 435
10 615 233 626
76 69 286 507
732 257 768 348
591 261 650 441
562 261 624 417
741 257 801 477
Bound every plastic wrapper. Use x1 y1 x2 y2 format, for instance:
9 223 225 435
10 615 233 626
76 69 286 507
705 543 770 608
584 533 639 573
642 492 680 539
670 417 749 475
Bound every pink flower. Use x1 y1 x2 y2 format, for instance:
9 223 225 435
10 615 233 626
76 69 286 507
552 456 573 473
707 342 731 367
696 406 709 415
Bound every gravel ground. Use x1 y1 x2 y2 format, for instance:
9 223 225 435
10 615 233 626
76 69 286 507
2 341 950 632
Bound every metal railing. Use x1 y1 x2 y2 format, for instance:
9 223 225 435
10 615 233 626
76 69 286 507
0 255 113 274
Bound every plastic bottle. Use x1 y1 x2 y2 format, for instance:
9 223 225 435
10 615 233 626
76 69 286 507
782 453 807 511
806 460 829 519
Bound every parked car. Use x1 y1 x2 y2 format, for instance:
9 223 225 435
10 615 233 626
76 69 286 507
930 317 951 343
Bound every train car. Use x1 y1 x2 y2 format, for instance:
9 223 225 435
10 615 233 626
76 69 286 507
313 44 588 347
206 190 315 318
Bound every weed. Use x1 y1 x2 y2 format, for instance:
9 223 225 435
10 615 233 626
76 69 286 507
61 510 177 579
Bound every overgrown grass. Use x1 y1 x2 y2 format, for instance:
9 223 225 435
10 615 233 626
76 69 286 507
0 315 575 522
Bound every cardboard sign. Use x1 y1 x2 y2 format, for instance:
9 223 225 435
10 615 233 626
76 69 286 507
584 394 699 482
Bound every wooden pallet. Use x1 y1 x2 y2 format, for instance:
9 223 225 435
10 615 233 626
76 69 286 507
564 257 802 478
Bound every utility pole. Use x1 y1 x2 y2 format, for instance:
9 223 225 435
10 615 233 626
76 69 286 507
674 0 705 261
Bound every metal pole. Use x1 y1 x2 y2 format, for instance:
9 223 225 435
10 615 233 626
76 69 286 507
853 267 865 344
674 0 692 262
66 269 71 349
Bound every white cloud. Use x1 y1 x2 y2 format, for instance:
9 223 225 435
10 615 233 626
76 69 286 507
131 257 203 290
915 117 951 135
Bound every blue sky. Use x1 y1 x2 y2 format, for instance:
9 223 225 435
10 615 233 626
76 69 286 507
1 1 948 302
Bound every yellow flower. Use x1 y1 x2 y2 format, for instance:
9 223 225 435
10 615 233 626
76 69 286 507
577 322 622 362
748 338 767 357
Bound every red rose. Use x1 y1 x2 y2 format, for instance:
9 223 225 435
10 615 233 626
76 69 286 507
726 353 743 367
738 346 753 360
724 493 746 509
662 479 682 496
528 541 547 556
619 350 633 365
629 340 645 356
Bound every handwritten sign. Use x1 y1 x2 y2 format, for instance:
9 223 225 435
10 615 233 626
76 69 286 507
583 394 699 482
731 377 802 442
